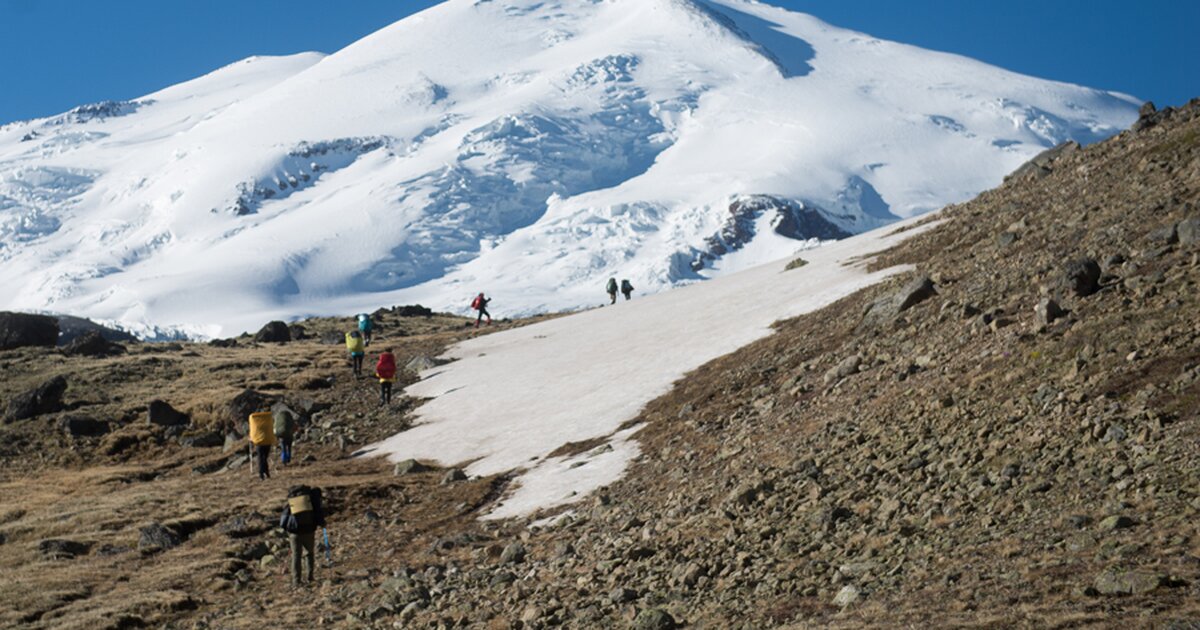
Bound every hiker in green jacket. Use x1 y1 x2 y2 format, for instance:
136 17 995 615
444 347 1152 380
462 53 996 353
606 277 618 305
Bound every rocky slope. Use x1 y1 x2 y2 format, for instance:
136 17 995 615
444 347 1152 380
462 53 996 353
0 100 1197 629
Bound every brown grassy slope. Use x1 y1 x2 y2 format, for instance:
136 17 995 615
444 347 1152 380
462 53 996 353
0 312 541 629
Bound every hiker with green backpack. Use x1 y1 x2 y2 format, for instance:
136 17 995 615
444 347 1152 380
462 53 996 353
606 277 618 304
273 406 298 465
279 485 327 587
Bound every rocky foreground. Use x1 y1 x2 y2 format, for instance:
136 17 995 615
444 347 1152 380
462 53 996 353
1 99 1199 629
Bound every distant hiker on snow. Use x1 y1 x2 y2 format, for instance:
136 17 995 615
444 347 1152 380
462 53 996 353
279 485 326 587
606 277 618 304
273 406 298 465
472 292 492 328
357 313 373 346
375 349 397 405
621 278 634 301
345 330 366 377
248 411 277 481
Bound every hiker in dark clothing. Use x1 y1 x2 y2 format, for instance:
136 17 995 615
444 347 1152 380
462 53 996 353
606 277 618 304
472 292 492 328
279 485 326 587
620 278 634 301
273 407 298 465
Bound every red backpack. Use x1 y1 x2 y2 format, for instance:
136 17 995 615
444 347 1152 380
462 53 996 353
471 294 483 310
375 353 397 380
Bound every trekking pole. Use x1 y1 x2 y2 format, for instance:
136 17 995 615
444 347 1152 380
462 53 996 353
323 527 332 566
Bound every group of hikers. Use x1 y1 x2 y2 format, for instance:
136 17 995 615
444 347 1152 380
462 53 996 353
606 277 635 304
246 282 635 586
244 408 327 586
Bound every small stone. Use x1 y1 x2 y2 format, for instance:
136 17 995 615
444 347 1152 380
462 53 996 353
1098 515 1136 532
441 468 467 484
1093 568 1166 595
1034 298 1066 326
1178 218 1200 245
500 542 526 565
633 608 676 630
833 585 862 607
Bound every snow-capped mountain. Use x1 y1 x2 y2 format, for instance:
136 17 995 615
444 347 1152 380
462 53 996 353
0 0 1139 337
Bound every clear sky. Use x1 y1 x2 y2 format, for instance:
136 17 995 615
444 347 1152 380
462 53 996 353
1 0 1196 124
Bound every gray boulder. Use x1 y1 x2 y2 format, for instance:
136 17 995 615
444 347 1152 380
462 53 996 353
1061 259 1102 297
138 523 182 552
1177 217 1200 245
63 330 125 357
147 400 189 427
59 415 111 437
39 539 91 560
5 375 68 422
394 459 430 475
0 311 59 350
1094 569 1166 595
253 321 291 343
633 608 676 630
1034 298 1066 326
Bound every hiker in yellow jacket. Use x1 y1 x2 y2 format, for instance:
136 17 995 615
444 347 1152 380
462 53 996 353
345 330 366 377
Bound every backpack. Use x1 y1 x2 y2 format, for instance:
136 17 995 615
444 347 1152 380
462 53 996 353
375 353 397 380
281 486 322 534
272 409 295 437
606 278 617 292
471 294 483 310
621 280 633 292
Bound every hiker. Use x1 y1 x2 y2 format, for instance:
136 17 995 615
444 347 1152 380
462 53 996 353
471 292 492 328
273 406 298 465
606 277 618 304
279 485 326 587
357 313 373 346
249 411 276 481
620 278 634 301
345 330 365 377
375 348 397 405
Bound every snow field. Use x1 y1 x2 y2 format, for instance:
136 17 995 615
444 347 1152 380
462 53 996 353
363 213 939 519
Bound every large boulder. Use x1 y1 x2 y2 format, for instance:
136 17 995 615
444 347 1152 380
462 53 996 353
395 304 434 317
39 539 91 560
55 315 137 346
1060 259 1102 297
147 400 190 427
0 312 59 350
63 331 126 357
4 375 68 422
138 523 182 552
253 321 291 343
59 415 111 437
228 389 271 431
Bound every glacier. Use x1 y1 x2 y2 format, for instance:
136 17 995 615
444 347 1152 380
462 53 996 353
0 0 1139 336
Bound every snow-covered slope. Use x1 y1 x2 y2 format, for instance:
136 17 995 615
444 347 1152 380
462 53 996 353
362 212 937 519
0 0 1138 336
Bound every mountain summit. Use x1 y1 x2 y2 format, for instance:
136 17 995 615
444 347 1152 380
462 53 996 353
0 0 1138 336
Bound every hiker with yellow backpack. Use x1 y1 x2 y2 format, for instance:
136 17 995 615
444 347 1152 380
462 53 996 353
345 330 366 377
248 411 277 480
279 485 326 587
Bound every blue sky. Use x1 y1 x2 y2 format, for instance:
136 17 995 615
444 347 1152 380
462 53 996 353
0 0 1195 124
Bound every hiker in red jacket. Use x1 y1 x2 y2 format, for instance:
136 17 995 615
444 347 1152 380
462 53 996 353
471 292 492 328
375 349 397 405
